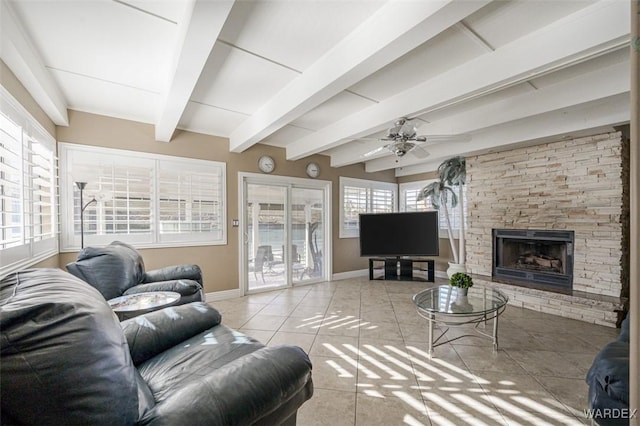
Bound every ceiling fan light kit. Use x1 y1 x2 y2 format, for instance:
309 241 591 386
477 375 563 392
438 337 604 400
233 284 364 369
388 141 416 157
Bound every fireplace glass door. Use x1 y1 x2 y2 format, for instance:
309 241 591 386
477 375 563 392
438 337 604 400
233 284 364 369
499 239 567 275
493 229 574 290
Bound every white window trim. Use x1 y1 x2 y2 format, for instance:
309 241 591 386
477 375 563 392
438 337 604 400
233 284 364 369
339 176 398 238
399 179 465 239
58 143 226 251
0 86 58 276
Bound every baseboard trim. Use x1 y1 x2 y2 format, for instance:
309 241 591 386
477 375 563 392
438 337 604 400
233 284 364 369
331 269 368 281
205 288 241 302
204 269 446 298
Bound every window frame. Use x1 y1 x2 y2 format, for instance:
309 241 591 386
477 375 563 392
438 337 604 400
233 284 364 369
0 87 58 276
59 143 226 251
339 176 398 238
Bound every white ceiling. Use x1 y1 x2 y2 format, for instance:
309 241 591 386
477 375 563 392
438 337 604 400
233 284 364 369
1 0 631 176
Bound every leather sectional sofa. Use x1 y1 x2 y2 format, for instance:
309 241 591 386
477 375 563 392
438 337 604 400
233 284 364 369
66 241 204 304
0 268 313 425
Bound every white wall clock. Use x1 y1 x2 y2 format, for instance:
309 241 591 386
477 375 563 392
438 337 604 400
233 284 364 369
258 155 275 174
306 162 320 178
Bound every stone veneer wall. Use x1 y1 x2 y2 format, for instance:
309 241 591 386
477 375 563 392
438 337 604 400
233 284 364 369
466 132 623 298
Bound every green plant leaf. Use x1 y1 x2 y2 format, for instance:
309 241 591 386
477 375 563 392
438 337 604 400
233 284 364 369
449 272 473 288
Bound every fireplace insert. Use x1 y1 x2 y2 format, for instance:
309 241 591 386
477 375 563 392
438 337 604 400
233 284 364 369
493 229 574 291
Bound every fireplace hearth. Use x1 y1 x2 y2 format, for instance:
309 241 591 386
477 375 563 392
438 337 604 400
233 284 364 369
493 229 574 292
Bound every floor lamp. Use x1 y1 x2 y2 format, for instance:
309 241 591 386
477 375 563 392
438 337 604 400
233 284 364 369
75 182 96 249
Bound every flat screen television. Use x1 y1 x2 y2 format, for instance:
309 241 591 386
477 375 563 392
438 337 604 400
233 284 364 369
359 211 439 257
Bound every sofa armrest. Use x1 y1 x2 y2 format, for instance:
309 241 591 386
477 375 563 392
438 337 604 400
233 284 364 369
143 265 202 285
124 279 202 298
586 341 629 406
122 302 221 365
138 345 313 426
588 381 630 426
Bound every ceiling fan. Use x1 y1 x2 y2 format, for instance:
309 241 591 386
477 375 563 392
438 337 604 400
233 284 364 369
361 117 470 159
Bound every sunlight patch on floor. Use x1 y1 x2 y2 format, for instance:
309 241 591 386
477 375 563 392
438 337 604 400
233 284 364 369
320 340 585 426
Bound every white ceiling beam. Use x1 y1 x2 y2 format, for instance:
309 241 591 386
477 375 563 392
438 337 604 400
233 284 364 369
154 0 235 142
286 0 629 161
228 0 491 153
393 93 629 177
352 58 630 171
0 0 68 126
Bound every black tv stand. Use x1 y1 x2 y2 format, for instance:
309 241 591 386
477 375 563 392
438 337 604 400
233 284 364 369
368 257 434 282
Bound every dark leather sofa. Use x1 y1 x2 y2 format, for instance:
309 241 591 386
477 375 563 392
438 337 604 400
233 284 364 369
0 268 313 425
66 241 204 304
586 314 630 425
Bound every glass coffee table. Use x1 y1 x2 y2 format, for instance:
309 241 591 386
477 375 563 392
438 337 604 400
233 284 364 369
108 291 181 320
412 285 508 356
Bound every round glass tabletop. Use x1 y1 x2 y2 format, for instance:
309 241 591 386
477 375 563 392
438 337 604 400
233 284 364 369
108 291 180 313
413 285 508 316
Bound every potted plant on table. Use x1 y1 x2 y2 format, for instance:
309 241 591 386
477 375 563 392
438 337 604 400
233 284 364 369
449 272 473 296
417 156 466 277
449 272 473 312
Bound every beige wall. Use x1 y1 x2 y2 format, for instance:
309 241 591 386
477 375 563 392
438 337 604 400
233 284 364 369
56 110 396 293
0 60 57 137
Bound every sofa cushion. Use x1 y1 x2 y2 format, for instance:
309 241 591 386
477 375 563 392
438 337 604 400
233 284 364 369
0 268 144 425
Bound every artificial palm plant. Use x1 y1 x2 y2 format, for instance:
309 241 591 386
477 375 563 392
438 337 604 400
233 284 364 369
418 156 466 274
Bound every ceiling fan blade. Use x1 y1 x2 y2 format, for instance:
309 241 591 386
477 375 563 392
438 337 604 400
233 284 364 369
416 134 472 143
399 121 418 139
362 145 388 158
411 145 430 159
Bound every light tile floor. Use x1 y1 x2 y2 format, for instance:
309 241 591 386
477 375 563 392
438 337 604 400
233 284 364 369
209 277 619 426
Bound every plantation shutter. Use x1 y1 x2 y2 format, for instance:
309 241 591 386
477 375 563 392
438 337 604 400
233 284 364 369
28 138 57 243
1 88 58 274
402 188 420 212
158 161 224 243
402 187 436 213
339 177 398 238
343 185 368 232
59 143 227 249
371 188 394 213
67 149 154 246
0 112 23 249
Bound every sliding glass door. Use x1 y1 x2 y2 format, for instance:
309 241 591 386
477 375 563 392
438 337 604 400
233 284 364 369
290 187 325 285
246 182 288 291
241 174 329 294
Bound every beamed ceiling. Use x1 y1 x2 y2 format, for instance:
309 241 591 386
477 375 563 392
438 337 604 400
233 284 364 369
1 0 631 176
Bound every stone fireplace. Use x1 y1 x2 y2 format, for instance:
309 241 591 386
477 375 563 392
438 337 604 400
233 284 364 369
492 229 574 292
465 132 624 326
